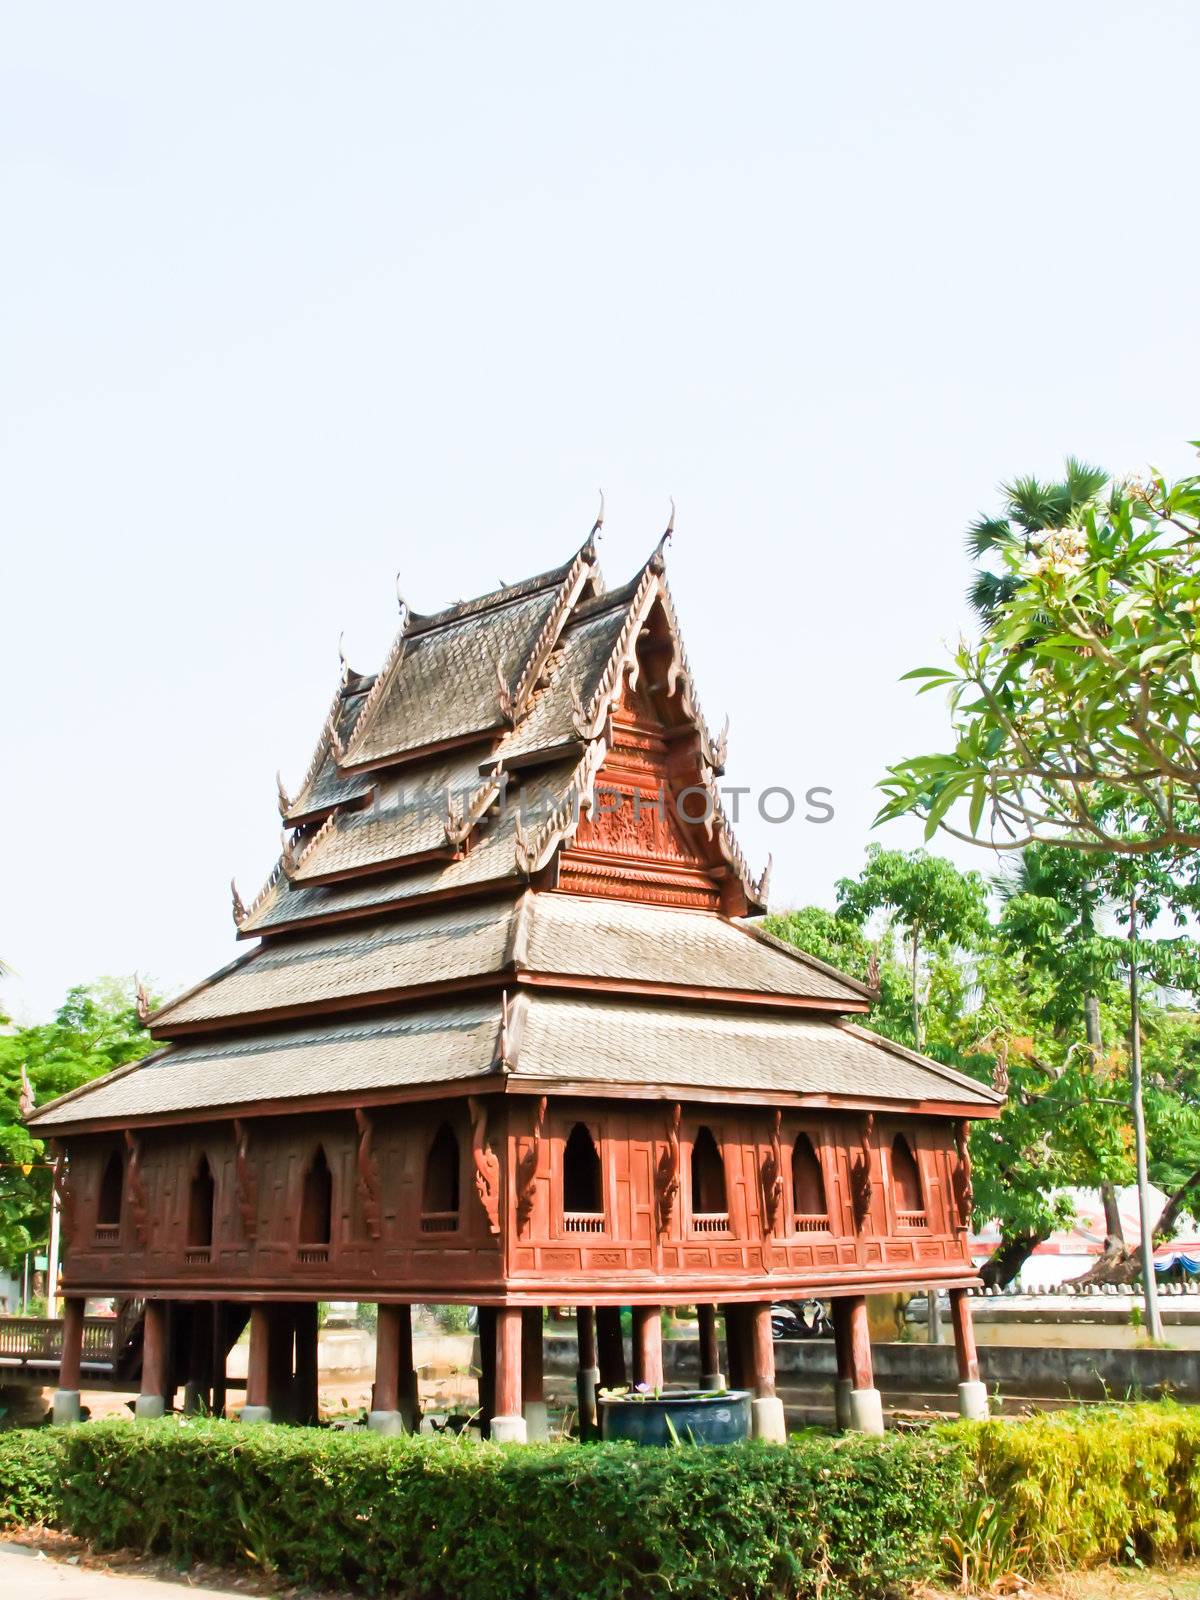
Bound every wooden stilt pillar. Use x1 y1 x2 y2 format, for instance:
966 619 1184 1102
243 1304 271 1422
575 1306 599 1439
183 1301 214 1414
845 1295 883 1434
721 1303 751 1391
137 1300 168 1418
53 1295 85 1423
521 1308 548 1439
632 1305 663 1390
293 1302 319 1425
832 1297 854 1430
397 1304 419 1431
267 1303 296 1421
748 1302 786 1441
491 1307 525 1442
950 1288 987 1419
596 1306 626 1389
210 1303 228 1419
697 1303 723 1389
477 1307 496 1438
370 1303 408 1434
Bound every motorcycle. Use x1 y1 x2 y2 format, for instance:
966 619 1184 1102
770 1299 832 1340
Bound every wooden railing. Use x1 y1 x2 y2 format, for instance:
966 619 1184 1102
563 1212 605 1234
0 1298 144 1369
419 1212 458 1234
691 1213 729 1234
896 1210 929 1230
296 1245 329 1264
792 1213 829 1233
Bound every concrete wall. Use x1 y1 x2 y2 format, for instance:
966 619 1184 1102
545 1334 1200 1401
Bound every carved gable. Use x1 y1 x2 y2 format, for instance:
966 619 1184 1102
558 679 726 911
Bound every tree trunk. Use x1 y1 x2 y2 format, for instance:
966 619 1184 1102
911 929 922 1051
979 1231 1046 1289
1099 1180 1126 1260
1152 1165 1200 1248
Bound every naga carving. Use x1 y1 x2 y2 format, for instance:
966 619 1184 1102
468 1096 501 1236
760 1109 784 1234
233 1118 258 1240
850 1112 875 1232
654 1103 681 1236
355 1107 382 1240
122 1129 149 1245
515 1096 547 1234
952 1119 974 1232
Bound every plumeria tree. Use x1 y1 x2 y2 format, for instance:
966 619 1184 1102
877 447 1200 856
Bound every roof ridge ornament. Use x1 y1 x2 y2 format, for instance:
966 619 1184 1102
396 574 409 629
230 878 247 927
280 830 299 876
712 714 730 772
580 488 604 561
494 656 515 726
755 853 773 907
135 981 151 1026
649 499 674 574
276 770 291 818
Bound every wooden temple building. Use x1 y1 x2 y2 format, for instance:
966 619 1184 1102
29 520 1001 1439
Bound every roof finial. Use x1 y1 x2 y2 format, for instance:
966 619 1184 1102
231 878 247 925
755 852 773 906
19 1063 35 1119
494 656 514 725
337 630 351 686
580 488 604 561
276 769 291 817
396 573 409 628
591 488 604 539
136 981 152 1026
649 499 674 574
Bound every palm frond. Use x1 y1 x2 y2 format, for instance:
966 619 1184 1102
964 515 1012 562
1062 456 1108 511
968 570 1020 622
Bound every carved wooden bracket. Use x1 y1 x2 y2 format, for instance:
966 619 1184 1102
760 1109 784 1235
468 1096 501 1236
515 1096 547 1234
48 1139 75 1243
849 1112 875 1233
355 1107 382 1240
122 1129 149 1246
233 1118 258 1240
952 1118 974 1232
654 1103 681 1237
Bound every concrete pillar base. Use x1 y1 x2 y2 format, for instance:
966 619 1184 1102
182 1382 205 1415
134 1395 165 1420
489 1413 527 1444
700 1372 726 1392
523 1399 549 1441
957 1380 989 1421
848 1387 884 1436
240 1404 272 1425
750 1396 787 1443
834 1377 853 1432
367 1409 408 1436
52 1389 81 1425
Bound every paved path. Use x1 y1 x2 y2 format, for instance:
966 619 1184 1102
0 1546 248 1597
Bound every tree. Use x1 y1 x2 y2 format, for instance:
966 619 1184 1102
834 846 989 1049
877 445 1200 856
0 978 155 1271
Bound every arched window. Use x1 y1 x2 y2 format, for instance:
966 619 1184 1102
691 1126 727 1217
97 1150 124 1228
563 1122 602 1216
421 1123 460 1230
890 1134 924 1219
791 1133 827 1227
187 1155 216 1250
299 1146 333 1245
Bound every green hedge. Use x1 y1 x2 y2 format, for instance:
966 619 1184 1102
0 1403 1198 1597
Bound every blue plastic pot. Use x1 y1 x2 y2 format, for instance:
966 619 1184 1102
597 1388 752 1446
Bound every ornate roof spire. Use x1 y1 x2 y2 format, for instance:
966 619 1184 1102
649 499 674 574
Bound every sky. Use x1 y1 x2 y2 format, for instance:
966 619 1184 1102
2 3 1198 1023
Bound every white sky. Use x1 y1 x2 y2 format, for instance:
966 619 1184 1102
3 3 1198 1023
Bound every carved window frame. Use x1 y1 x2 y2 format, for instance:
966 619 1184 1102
94 1145 125 1245
785 1122 833 1238
556 1112 607 1238
883 1126 928 1232
420 1117 463 1236
296 1141 335 1260
184 1148 218 1263
686 1121 731 1236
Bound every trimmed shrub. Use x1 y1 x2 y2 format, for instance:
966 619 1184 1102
955 1402 1200 1571
59 1418 966 1599
0 1427 65 1526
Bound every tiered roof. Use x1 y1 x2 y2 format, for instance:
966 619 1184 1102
31 521 1002 1132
